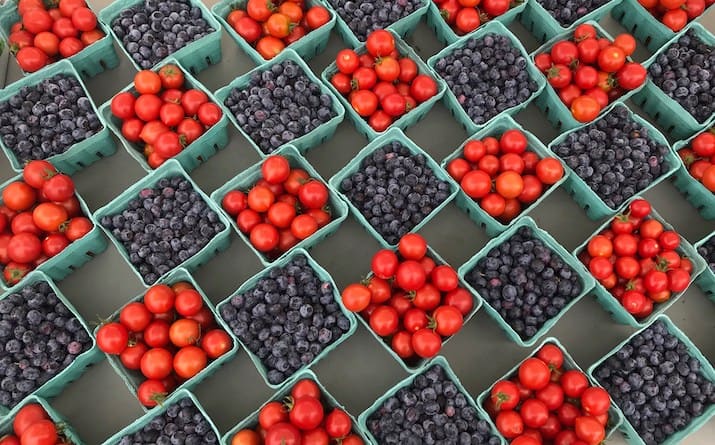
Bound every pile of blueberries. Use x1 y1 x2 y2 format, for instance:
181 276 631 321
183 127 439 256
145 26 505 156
327 0 423 42
696 234 714 274
649 29 715 124
219 254 352 385
536 0 609 27
551 105 671 210
116 397 218 444
99 176 225 285
366 364 502 445
224 60 337 154
111 0 215 69
432 33 539 126
0 74 102 165
594 320 715 445
464 225 584 340
338 141 452 245
0 280 92 409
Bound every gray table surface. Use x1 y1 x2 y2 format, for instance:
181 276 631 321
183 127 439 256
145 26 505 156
3 1 715 443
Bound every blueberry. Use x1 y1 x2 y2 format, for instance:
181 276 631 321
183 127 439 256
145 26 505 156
327 0 422 41
697 232 715 275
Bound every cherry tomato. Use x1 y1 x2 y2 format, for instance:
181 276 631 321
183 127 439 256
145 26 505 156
259 402 288 430
491 380 520 410
96 322 129 355
391 331 414 358
366 29 395 57
305 6 331 29
15 47 48 72
250 223 280 252
410 75 438 102
455 8 480 33
560 370 589 398
496 410 524 438
173 345 207 379
411 328 442 358
341 283 371 312
550 41 579 65
371 249 399 279
598 45 627 73
369 305 399 336
396 260 427 291
571 95 601 122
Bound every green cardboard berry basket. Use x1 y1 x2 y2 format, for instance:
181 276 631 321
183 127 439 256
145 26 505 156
0 59 115 175
0 271 102 417
212 0 336 65
457 216 595 347
0 2 119 79
671 127 715 220
93 159 233 287
519 0 623 43
530 21 646 132
612 0 715 53
321 29 447 140
587 314 715 445
321 0 430 48
476 337 624 441
216 248 358 389
694 229 714 301
358 355 506 445
209 145 348 266
101 389 220 445
221 368 370 444
355 245 482 373
0 177 107 290
572 197 707 327
546 104 680 221
94 267 239 412
426 20 546 136
328 127 458 248
440 114 570 237
98 57 230 173
0 395 85 444
632 22 715 140
214 48 345 158
425 0 528 46
98 0 222 75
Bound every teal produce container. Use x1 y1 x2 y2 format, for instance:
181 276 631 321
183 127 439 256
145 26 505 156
209 145 348 266
476 337 623 441
0 2 118 79
632 22 715 140
519 0 622 43
587 314 715 445
221 369 370 444
99 57 230 173
440 114 570 237
101 389 221 444
425 0 528 46
214 49 345 158
547 104 680 221
321 29 447 141
0 60 115 175
99 0 222 75
322 0 430 47
458 217 595 347
427 20 546 136
0 395 85 444
358 355 506 445
572 198 707 327
0 272 102 417
215 248 358 389
530 21 646 132
0 177 107 290
329 127 458 248
671 127 715 220
93 159 233 286
94 267 239 412
694 230 714 302
212 0 336 64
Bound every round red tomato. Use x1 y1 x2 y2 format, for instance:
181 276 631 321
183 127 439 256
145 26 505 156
341 283 372 312
461 170 492 199
371 249 399 279
173 345 207 379
444 288 474 315
496 410 524 439
144 284 175 314
391 331 414 358
13 403 49 437
598 45 626 73
521 399 549 428
547 64 572 89
550 41 579 65
137 379 167 408
350 90 378 117
71 7 97 32
410 75 438 102
336 49 360 74
431 265 458 291
34 32 60 57
395 260 427 291
366 29 395 57
259 402 288 430
398 233 427 259
96 322 129 355
119 301 152 332
455 8 480 33
19 419 57 445
398 57 418 83
144 320 171 348
289 396 324 431
518 358 551 390
23 8 53 34
265 423 301 445
482 0 510 16
15 47 48 73
616 62 647 90
250 223 280 252
305 6 330 29
571 95 601 122
369 305 399 336
560 369 589 398
298 181 328 209
491 380 520 410
536 382 565 411
411 328 442 358
120 341 149 370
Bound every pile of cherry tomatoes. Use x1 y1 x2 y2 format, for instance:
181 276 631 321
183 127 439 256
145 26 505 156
433 0 515 36
0 161 93 286
110 64 223 169
329 30 439 132
637 0 711 32
1 403 70 445
224 0 331 60
340 233 473 363
485 344 612 445
8 0 104 72
221 155 333 258
677 129 715 192
578 199 695 318
445 129 564 223
95 282 233 407
230 378 364 445
534 24 647 123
